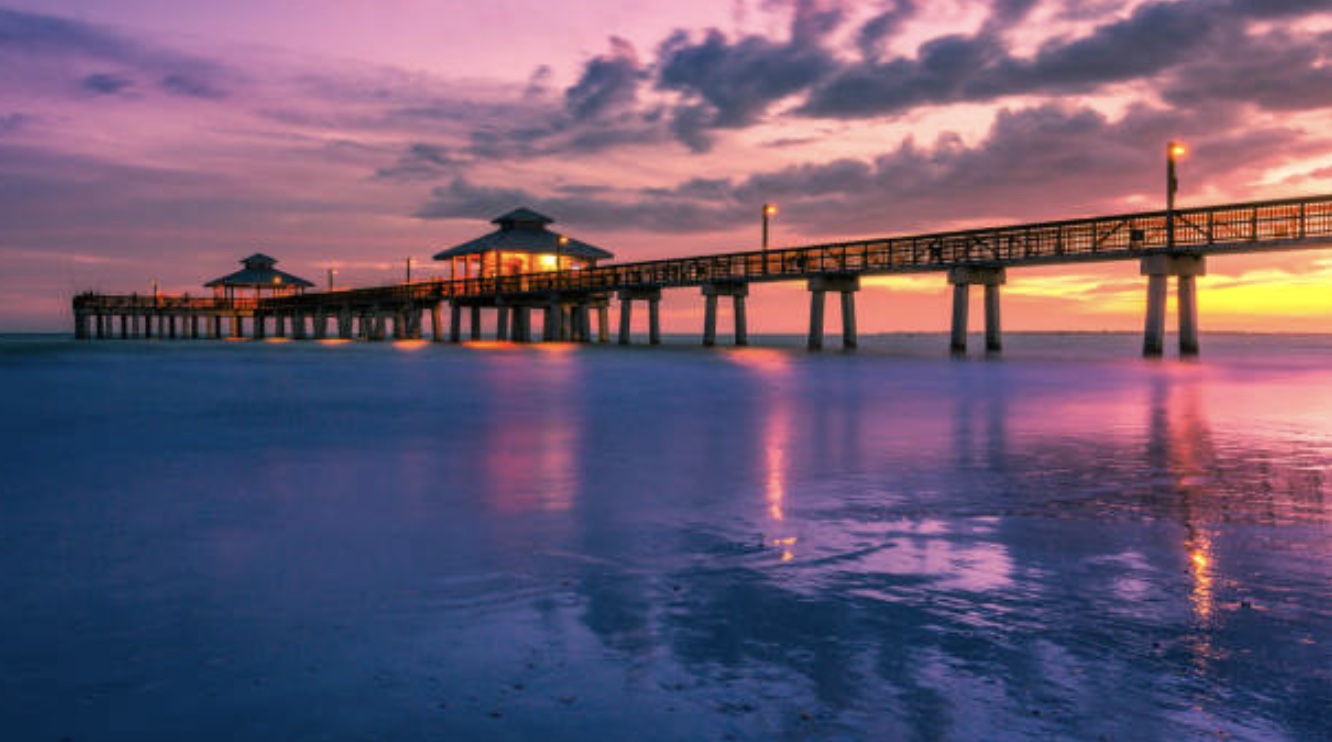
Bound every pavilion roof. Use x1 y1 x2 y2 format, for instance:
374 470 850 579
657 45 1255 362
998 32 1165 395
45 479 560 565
204 253 314 289
432 207 613 261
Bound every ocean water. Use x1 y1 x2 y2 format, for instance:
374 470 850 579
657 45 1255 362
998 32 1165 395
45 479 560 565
0 333 1328 741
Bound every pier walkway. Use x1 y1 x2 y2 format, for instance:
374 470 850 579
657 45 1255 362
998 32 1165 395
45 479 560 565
74 193 1332 355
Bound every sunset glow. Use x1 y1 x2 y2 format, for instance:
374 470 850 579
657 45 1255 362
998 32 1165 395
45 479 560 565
4 1 1332 332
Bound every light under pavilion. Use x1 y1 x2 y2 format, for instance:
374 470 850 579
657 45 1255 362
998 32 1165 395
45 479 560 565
432 207 614 279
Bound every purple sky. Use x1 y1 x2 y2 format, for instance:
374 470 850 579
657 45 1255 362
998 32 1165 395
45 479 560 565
4 0 1332 331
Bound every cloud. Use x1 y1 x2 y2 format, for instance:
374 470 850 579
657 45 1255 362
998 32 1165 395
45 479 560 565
1162 27 1332 111
81 72 133 95
426 99 1314 240
0 112 32 133
0 7 139 59
565 37 643 121
373 143 461 182
413 176 737 233
160 73 226 100
803 0 1332 119
655 1 842 147
855 1 920 59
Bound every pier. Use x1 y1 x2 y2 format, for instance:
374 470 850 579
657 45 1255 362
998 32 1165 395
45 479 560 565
74 193 1332 355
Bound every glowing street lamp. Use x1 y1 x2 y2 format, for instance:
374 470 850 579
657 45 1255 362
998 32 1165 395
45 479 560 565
762 203 778 251
327 266 337 291
556 234 569 285
1167 141 1186 247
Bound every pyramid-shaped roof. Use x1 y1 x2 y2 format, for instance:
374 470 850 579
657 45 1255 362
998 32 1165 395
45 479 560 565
433 207 613 261
204 253 315 289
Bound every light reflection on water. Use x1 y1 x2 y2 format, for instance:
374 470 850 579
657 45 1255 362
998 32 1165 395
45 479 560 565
0 335 1328 741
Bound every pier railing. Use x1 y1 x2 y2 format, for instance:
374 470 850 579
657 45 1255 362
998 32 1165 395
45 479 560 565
73 293 260 311
80 193 1332 313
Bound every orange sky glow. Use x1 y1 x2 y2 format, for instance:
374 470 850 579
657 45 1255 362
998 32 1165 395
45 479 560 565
2 0 1332 332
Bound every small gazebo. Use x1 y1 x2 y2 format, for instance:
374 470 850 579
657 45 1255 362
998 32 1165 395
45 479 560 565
432 207 613 279
205 253 314 301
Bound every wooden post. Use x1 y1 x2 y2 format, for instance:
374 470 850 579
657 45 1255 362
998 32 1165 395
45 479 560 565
808 289 825 351
619 298 632 345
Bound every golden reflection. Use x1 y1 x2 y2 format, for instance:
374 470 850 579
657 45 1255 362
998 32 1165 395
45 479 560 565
316 338 352 346
533 342 577 355
1152 379 1220 628
771 536 798 562
1188 529 1216 625
263 337 292 343
462 340 516 351
391 339 429 352
725 348 798 558
722 347 792 376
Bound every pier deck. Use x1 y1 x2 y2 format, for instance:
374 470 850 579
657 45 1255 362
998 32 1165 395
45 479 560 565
74 193 1332 354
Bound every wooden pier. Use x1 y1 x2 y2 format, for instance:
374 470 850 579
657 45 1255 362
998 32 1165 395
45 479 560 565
74 193 1332 355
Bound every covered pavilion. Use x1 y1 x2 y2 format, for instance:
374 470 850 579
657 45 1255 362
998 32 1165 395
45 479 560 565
432 207 613 279
205 253 314 302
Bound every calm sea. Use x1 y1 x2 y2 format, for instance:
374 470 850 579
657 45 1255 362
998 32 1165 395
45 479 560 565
1 333 1329 740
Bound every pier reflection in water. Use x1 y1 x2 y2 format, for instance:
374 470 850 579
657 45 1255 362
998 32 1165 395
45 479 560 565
0 336 1328 740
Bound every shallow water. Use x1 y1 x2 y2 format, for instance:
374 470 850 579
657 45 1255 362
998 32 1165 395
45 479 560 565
1 334 1329 740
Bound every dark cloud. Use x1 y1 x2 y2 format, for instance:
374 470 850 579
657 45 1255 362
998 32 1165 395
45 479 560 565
427 101 1312 238
160 73 226 99
524 65 554 100
856 1 919 59
0 7 137 59
0 113 30 133
565 37 643 121
1162 27 1332 111
81 72 133 95
802 33 1005 117
1007 0 1220 89
655 1 841 146
804 0 1332 118
374 143 461 181
413 176 736 233
1 7 230 103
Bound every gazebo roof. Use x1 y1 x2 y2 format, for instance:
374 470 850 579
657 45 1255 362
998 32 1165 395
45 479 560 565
204 253 314 289
432 207 613 261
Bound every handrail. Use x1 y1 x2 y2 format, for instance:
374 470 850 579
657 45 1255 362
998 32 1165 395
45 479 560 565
76 193 1332 312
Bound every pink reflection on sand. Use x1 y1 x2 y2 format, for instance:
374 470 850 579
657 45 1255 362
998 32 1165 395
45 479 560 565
479 351 580 512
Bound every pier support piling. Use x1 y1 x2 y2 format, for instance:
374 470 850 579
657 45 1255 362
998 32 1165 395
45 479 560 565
649 298 661 345
947 267 1006 354
703 295 718 347
807 275 859 351
984 284 1002 352
616 288 662 345
702 282 749 347
1141 254 1206 356
449 303 462 343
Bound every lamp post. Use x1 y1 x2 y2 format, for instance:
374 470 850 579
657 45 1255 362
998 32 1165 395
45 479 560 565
1167 141 1185 248
762 203 778 251
405 256 414 284
557 234 569 287
327 267 336 292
